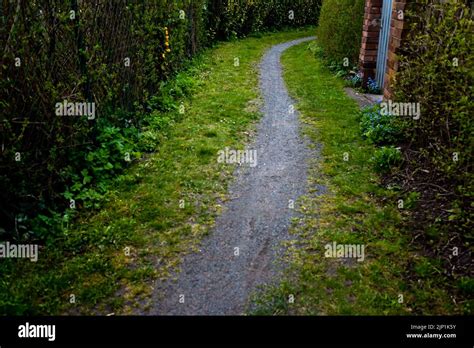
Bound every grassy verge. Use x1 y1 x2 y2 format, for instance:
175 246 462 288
0 28 316 315
251 41 464 315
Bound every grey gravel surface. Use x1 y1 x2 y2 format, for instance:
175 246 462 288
151 37 316 315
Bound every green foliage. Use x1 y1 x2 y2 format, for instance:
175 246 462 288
403 191 421 210
457 277 474 296
371 146 403 173
414 258 442 278
359 104 402 145
316 0 365 69
147 72 197 113
391 0 473 236
0 0 208 241
206 0 321 41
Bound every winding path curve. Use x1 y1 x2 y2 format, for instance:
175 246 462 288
152 37 315 315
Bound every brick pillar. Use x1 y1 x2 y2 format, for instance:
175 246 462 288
384 0 409 99
359 0 383 87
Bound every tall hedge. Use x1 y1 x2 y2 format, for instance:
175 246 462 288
392 0 473 237
206 0 321 40
316 0 365 67
1 0 206 239
0 0 321 242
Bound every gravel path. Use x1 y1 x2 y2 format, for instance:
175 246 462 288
151 37 315 315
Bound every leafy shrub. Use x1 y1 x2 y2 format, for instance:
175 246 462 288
359 105 402 145
394 0 472 176
316 0 365 69
371 146 402 173
147 72 197 113
391 0 473 235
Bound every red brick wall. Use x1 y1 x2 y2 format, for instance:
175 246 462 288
359 0 409 98
384 0 409 99
359 0 382 87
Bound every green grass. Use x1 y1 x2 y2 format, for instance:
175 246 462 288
250 41 463 315
0 28 316 315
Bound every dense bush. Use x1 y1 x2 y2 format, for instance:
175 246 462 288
316 0 365 69
385 0 473 285
0 0 321 242
206 0 321 40
391 0 473 234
